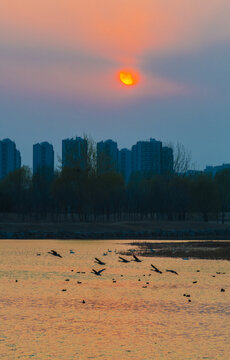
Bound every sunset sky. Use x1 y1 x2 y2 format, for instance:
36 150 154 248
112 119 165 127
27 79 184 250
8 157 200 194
0 1 230 168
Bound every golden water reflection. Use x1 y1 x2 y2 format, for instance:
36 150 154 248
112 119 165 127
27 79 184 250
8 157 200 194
0 240 229 359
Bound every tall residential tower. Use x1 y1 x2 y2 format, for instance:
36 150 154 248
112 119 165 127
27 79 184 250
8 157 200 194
119 148 132 183
132 138 162 175
97 139 118 174
0 138 21 179
62 137 88 169
33 142 54 177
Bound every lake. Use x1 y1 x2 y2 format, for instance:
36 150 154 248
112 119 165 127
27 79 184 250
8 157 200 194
0 239 229 359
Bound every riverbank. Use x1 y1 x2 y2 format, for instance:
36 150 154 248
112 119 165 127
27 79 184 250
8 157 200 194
0 220 230 240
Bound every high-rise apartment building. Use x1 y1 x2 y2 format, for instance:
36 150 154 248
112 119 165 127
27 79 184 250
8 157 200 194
0 138 21 179
132 138 162 175
62 137 88 169
97 139 118 174
33 142 54 177
119 148 132 183
161 146 174 174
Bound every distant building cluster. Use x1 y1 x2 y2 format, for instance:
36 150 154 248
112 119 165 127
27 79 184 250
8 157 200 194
2 137 229 182
61 137 174 182
204 164 230 176
63 137 173 181
0 137 174 181
63 137 174 182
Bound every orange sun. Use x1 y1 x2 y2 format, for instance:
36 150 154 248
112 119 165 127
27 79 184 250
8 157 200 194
119 70 139 86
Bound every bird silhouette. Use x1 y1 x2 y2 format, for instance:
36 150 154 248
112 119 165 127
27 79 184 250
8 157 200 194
94 257 106 265
166 269 178 275
132 254 142 262
91 268 106 276
48 250 62 258
118 256 130 263
151 264 162 274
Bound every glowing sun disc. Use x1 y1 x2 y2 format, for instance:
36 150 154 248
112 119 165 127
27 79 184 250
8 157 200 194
119 71 139 86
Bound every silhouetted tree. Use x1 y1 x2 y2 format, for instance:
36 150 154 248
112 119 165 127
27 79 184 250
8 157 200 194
0 166 32 218
190 174 220 222
215 169 230 224
172 142 192 174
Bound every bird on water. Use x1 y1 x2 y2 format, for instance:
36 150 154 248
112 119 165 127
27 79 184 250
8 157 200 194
94 257 106 265
48 250 62 258
166 269 178 275
132 254 142 262
151 264 162 274
91 268 106 276
118 256 130 263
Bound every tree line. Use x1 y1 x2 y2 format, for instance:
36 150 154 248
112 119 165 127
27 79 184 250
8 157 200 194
0 163 230 224
0 139 230 223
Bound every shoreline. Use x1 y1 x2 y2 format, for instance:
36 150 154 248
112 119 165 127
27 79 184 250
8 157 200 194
1 220 230 240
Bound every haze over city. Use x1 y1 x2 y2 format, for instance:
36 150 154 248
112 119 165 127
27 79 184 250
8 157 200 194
1 1 230 168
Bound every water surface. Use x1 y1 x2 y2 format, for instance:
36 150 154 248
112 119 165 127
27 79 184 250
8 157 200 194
0 240 229 359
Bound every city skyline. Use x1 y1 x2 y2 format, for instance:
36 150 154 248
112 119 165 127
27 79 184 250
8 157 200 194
2 133 230 171
1 136 230 179
0 1 229 170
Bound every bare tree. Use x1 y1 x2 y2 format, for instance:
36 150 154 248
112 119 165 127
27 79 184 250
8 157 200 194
167 142 192 174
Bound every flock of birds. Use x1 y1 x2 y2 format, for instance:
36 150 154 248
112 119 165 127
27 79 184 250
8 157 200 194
33 248 227 303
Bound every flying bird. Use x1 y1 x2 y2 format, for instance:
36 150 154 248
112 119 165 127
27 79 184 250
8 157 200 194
118 256 130 263
166 269 178 275
91 268 106 276
94 257 106 265
48 250 62 258
151 264 162 274
132 254 142 262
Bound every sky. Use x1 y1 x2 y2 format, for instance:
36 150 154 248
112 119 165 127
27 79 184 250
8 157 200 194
0 0 230 169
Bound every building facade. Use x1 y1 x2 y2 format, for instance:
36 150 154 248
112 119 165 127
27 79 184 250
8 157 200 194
119 148 132 183
62 137 88 169
132 138 162 175
0 138 21 179
33 142 54 177
161 146 174 174
97 139 118 174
